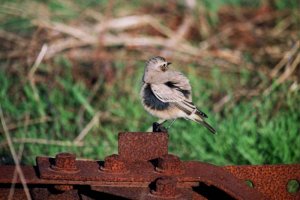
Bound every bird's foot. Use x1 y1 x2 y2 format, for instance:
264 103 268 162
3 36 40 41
152 122 168 133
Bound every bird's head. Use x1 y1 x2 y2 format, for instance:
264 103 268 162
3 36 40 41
145 56 171 72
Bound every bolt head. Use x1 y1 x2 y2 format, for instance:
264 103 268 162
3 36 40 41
51 152 79 173
156 154 184 174
100 154 128 173
151 176 180 198
54 184 73 192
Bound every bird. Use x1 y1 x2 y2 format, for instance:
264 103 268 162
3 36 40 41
140 56 216 134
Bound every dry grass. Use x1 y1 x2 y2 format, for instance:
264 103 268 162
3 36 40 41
0 0 299 166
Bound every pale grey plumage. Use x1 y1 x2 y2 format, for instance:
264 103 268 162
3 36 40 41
140 56 216 134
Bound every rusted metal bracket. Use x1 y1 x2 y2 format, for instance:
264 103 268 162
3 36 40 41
0 132 299 199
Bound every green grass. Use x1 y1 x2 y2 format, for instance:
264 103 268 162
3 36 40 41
0 57 299 165
0 0 299 166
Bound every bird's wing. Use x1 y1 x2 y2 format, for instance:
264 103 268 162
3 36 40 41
151 83 186 102
151 83 208 118
167 71 191 91
151 84 196 115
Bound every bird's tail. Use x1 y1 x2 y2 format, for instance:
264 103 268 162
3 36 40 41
189 111 216 134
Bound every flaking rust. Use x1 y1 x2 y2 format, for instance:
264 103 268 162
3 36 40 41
224 164 300 200
0 132 299 200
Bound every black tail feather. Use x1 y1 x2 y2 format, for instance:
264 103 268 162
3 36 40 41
195 118 216 134
202 120 216 134
196 110 208 118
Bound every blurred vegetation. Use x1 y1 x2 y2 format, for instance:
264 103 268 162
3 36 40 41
0 0 299 165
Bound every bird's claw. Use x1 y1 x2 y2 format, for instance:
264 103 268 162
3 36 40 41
152 122 168 133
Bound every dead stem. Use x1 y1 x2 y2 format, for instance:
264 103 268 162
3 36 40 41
8 115 28 197
0 116 51 134
0 138 83 148
74 111 101 145
28 44 48 102
0 106 32 200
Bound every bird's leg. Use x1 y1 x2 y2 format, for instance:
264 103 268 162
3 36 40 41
158 119 167 125
167 119 177 129
152 119 168 132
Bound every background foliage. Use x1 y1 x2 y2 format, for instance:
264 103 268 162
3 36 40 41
0 0 299 165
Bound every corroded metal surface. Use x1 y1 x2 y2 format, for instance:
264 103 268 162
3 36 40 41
118 132 168 161
51 152 79 173
0 132 299 200
224 164 300 200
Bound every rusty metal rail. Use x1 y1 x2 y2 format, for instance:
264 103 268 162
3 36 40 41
0 132 299 199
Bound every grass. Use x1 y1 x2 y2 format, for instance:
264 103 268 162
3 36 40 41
0 57 299 165
0 0 299 166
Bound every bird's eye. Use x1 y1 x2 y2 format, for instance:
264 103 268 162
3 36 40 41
160 64 167 71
